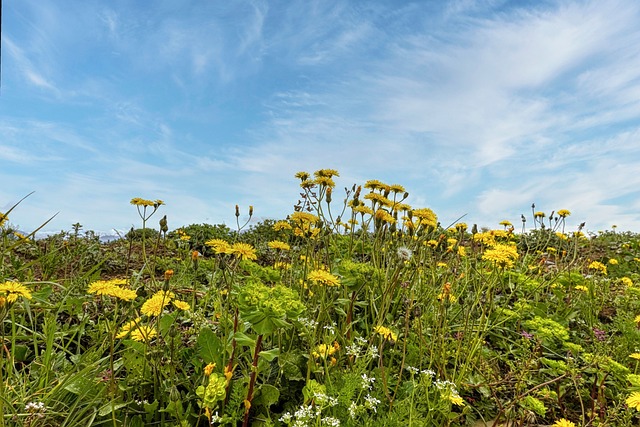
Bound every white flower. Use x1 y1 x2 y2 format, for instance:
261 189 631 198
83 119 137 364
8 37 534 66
364 394 381 412
397 246 413 261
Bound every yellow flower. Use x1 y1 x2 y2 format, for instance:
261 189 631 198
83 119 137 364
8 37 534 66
626 391 640 410
552 419 576 427
588 261 607 275
635 314 640 324
449 394 465 406
204 363 216 377
130 198 164 207
499 220 512 227
205 238 232 254
268 240 290 251
608 258 618 265
172 300 190 311
389 184 406 193
622 277 633 287
0 281 32 303
534 211 546 218
273 220 292 231
364 179 387 190
88 279 137 301
312 342 339 358
574 285 588 292
116 318 142 339
141 290 175 316
307 269 341 287
482 243 520 268
130 325 158 342
374 325 397 342
411 208 437 228
274 261 291 269
230 242 257 260
629 353 640 360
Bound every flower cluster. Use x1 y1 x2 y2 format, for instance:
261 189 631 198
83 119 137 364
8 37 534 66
482 243 519 268
87 279 137 301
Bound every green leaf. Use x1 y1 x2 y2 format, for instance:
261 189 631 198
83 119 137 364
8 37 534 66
253 384 280 407
233 331 256 347
197 328 223 365
259 348 280 362
98 401 128 417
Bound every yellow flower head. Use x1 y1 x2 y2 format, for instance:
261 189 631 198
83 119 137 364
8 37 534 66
626 391 640 410
557 209 571 218
205 239 232 254
230 242 257 260
268 240 291 251
311 342 339 359
130 325 158 342
552 419 576 427
0 281 32 303
482 243 520 268
172 300 190 311
629 353 640 360
374 325 398 342
130 198 164 207
204 363 216 377
448 394 465 406
273 220 293 231
87 279 137 301
307 269 341 287
141 290 175 316
588 261 607 275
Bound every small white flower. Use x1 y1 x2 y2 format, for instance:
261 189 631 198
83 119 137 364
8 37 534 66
397 246 413 261
364 394 381 412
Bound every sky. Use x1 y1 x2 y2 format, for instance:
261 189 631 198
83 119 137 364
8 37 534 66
2 0 640 236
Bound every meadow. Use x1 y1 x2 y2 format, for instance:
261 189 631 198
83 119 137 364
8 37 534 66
2 169 640 427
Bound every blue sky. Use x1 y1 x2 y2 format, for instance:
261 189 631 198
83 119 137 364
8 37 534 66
2 0 640 235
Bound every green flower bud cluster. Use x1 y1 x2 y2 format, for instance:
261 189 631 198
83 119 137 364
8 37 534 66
237 280 305 334
196 373 227 409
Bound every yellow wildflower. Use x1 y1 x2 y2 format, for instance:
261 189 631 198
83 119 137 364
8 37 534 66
172 300 190 311
116 318 142 339
141 290 175 316
205 238 232 254
273 220 292 231
621 277 633 287
87 279 137 301
626 391 640 410
574 285 588 292
630 353 640 360
552 419 576 427
588 261 607 275
482 243 519 268
130 198 164 207
307 269 341 287
230 243 257 260
557 209 571 218
268 240 290 251
130 325 158 342
449 394 465 406
0 281 32 303
373 325 397 342
312 342 339 358
608 258 618 265
204 363 216 377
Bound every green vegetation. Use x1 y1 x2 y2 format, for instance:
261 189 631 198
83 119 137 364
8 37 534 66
2 170 640 427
